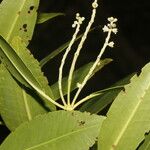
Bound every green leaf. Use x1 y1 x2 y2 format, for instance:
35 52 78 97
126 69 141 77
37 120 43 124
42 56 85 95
138 133 150 150
0 36 56 111
98 63 150 150
80 74 133 114
40 27 98 67
0 64 48 131
0 0 39 45
0 110 105 150
37 13 65 24
51 58 112 100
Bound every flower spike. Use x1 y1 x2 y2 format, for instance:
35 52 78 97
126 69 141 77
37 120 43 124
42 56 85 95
103 17 118 34
58 13 84 107
71 17 118 107
55 1 118 111
67 0 98 107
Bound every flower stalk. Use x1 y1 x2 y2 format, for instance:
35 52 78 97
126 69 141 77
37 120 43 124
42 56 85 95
58 13 84 106
55 0 118 111
67 0 98 107
71 17 118 106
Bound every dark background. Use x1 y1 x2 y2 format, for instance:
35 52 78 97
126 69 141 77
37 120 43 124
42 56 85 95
1 0 150 143
31 0 150 92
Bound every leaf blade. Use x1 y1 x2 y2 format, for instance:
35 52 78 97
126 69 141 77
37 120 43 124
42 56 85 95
0 111 105 150
0 35 56 111
80 74 133 113
0 35 40 88
0 64 47 131
0 0 39 45
37 13 65 24
99 63 150 150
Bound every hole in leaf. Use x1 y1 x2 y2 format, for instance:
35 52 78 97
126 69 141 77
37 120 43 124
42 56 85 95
28 6 34 14
29 6 34 10
23 24 27 29
78 120 85 126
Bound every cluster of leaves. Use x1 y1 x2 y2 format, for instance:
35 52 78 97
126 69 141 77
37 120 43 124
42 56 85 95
0 0 150 150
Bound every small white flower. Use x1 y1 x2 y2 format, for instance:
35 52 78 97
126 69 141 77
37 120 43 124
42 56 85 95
76 13 80 17
72 23 76 28
103 17 118 34
111 23 116 28
113 18 118 22
108 17 114 22
81 17 85 21
72 21 78 28
108 41 114 48
108 17 118 23
78 17 85 24
102 25 109 32
107 23 116 29
92 2 98 8
112 28 118 34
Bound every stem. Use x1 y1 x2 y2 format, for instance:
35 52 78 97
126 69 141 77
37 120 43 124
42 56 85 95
59 24 80 106
37 88 66 110
18 71 66 110
71 30 112 106
73 93 100 109
67 6 97 106
73 85 125 109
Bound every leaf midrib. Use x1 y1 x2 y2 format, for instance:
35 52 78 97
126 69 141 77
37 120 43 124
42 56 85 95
6 0 26 41
25 124 98 150
22 90 32 121
1 40 60 108
112 83 150 149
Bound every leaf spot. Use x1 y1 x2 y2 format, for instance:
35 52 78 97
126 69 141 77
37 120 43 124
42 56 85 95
30 6 34 10
22 24 28 32
23 24 27 29
28 6 34 14
18 11 21 15
78 120 85 126
112 144 116 149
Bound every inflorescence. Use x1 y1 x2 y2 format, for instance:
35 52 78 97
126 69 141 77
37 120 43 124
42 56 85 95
45 0 118 111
